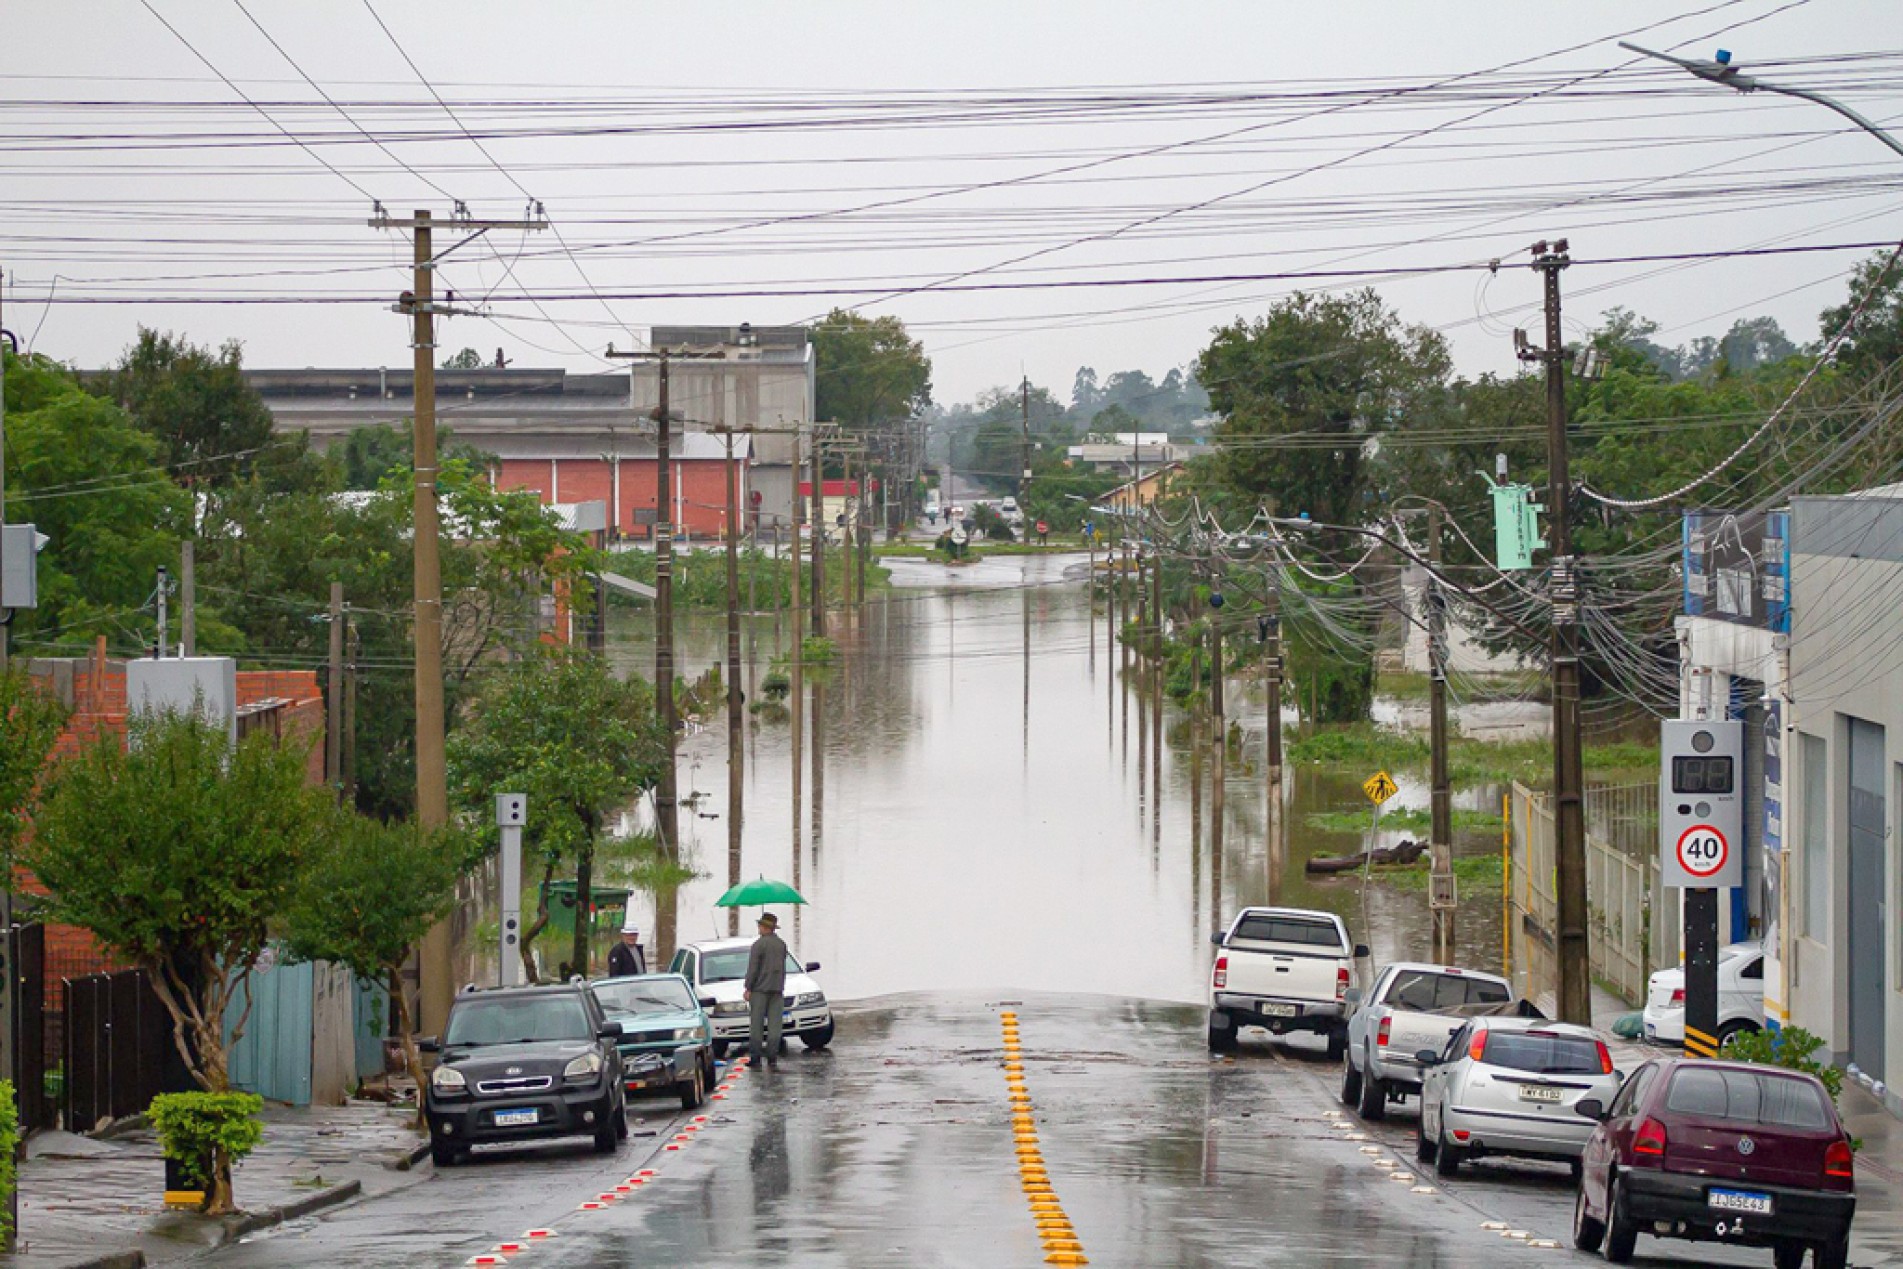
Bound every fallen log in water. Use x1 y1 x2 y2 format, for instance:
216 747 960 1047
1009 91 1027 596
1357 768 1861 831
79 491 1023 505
1305 839 1427 875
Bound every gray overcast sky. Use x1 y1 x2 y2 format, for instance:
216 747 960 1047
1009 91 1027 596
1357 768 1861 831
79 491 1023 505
3 1 1899 405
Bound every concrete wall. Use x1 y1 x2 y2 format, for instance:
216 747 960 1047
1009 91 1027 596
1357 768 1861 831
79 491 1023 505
1787 493 1903 1113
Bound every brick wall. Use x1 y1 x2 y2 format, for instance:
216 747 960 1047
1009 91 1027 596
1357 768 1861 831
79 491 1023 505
496 457 746 539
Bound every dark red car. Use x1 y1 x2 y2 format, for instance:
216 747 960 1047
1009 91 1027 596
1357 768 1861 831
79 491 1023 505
1573 1057 1855 1268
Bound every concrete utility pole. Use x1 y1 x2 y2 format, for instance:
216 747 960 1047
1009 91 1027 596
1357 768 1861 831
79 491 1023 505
179 541 196 657
327 581 345 790
791 426 806 892
1263 579 1284 795
723 429 744 936
1519 238 1589 1025
371 205 545 1035
810 429 826 637
1426 503 1456 963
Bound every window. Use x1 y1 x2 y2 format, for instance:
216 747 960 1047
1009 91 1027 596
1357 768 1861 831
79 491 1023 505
1231 914 1346 949
1802 733 1828 939
593 978 695 1018
1384 970 1511 1012
1609 1063 1654 1118
1740 957 1763 981
698 948 804 985
445 994 592 1046
1476 1030 1605 1076
1664 1067 1830 1129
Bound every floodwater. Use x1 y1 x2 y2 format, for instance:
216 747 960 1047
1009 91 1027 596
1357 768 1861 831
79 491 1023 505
601 552 1512 1005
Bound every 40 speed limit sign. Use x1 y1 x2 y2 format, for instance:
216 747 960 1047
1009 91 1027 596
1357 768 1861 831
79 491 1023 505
1674 825 1731 881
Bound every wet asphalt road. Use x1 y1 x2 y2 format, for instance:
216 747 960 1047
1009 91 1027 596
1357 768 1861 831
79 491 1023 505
201 994 1630 1269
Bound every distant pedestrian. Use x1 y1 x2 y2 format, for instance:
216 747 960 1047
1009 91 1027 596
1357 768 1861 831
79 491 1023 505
1035 519 1049 545
744 912 789 1068
607 914 648 978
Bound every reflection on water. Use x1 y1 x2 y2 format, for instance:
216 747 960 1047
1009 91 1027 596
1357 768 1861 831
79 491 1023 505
602 554 1505 1004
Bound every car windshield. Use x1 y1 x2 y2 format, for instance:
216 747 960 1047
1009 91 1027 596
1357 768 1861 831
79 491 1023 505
1480 1031 1603 1075
1664 1067 1831 1129
1385 970 1511 1013
444 995 591 1047
699 949 804 985
1231 915 1344 949
593 978 695 1018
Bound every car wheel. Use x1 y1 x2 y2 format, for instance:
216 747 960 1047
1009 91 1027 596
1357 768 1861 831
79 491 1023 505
1356 1060 1387 1121
1571 1183 1605 1252
1434 1123 1462 1177
615 1100 630 1140
1717 1019 1759 1051
1415 1111 1437 1163
430 1138 461 1169
1603 1173 1638 1264
1325 1029 1347 1062
1815 1235 1850 1269
1340 1057 1363 1106
1207 1011 1238 1054
1569 1157 1583 1183
712 1039 729 1060
678 1062 706 1110
802 1020 835 1050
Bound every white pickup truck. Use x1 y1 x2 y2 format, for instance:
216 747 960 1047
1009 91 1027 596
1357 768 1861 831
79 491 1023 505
1340 961 1523 1120
1208 907 1367 1057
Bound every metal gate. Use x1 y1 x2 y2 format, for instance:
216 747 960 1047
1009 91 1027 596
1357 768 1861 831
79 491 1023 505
62 969 166 1133
1846 718 1887 1076
5 924 46 1133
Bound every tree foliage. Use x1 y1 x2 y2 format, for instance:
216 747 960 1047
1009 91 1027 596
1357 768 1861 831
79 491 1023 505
0 670 68 871
813 309 932 438
447 647 666 980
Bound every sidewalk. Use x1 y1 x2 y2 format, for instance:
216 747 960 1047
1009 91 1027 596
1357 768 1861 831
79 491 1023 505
7 1102 428 1269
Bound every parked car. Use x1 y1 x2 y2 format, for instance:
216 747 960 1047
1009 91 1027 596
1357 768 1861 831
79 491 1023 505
668 937 834 1057
1207 906 1365 1057
1574 1057 1855 1268
589 973 717 1109
1642 939 1764 1047
421 982 626 1167
1415 1016 1620 1177
1342 961 1517 1120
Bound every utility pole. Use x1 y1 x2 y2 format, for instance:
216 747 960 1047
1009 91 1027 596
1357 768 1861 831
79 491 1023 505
342 612 358 802
327 581 345 790
1426 503 1456 963
810 428 826 637
156 565 169 658
1263 578 1283 793
1520 238 1589 1025
372 205 545 1036
791 426 805 892
722 429 743 937
179 541 196 657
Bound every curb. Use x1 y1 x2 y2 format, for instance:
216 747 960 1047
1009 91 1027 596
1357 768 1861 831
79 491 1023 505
224 1179 363 1243
22 1253 147 1269
388 1138 432 1172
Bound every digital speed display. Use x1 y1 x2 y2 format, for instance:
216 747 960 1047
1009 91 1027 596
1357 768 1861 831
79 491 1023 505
1671 755 1734 795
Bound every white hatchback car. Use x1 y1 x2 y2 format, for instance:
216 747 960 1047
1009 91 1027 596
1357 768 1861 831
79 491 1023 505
668 937 834 1058
1415 1017 1620 1178
1641 939 1764 1047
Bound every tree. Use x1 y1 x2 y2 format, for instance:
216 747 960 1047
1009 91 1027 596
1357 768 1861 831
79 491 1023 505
0 669 67 872
24 711 331 1210
440 347 485 370
102 328 315 493
1071 366 1101 415
326 422 494 492
281 814 467 1125
813 309 932 436
1 349 190 652
447 647 666 980
1820 248 1903 385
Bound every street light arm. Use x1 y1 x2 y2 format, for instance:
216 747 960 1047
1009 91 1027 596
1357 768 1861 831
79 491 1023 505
1621 41 1903 163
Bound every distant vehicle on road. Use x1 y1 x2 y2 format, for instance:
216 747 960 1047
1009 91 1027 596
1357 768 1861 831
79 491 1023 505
1208 906 1365 1057
589 973 717 1110
1573 1057 1854 1268
1341 961 1517 1120
669 937 834 1058
1642 939 1763 1047
1415 1016 1619 1177
420 982 627 1168
1000 496 1023 523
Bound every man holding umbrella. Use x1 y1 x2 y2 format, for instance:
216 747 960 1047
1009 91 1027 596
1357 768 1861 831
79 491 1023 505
743 912 790 1069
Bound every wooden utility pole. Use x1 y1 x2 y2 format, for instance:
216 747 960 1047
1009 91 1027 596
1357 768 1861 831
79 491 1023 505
326 581 345 790
179 540 196 657
1522 238 1589 1025
1427 503 1456 962
791 427 806 891
723 430 743 936
1263 577 1284 793
371 206 544 1034
810 429 826 637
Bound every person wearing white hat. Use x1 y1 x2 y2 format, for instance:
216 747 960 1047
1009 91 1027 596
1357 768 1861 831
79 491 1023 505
607 911 647 977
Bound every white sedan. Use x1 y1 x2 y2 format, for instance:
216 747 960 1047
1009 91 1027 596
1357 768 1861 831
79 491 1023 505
1416 1017 1621 1177
667 937 834 1057
1640 939 1763 1047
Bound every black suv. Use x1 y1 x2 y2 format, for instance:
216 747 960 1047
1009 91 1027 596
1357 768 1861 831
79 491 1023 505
421 982 627 1167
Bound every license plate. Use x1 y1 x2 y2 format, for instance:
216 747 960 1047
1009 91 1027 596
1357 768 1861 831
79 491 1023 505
1518 1084 1564 1103
1645 1023 1657 1041
493 1109 538 1127
1259 1003 1297 1018
1708 1189 1773 1215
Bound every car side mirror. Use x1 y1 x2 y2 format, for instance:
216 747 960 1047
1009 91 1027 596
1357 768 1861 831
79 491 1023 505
1343 987 1363 1007
598 1021 624 1040
1353 943 1371 959
417 1036 440 1054
1414 1049 1441 1067
804 962 821 973
698 996 717 1009
1612 1069 1626 1083
1210 931 1226 947
1575 1098 1607 1122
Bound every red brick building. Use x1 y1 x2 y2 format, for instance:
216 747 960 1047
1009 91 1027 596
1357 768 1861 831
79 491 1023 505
494 432 754 542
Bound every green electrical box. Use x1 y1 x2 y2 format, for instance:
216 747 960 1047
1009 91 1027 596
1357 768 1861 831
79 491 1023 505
1489 482 1545 570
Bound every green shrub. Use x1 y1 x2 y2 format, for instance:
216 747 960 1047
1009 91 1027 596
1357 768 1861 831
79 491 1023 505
801 636 837 664
0 1080 18 1243
761 669 791 701
147 1092 265 1200
1720 1025 1845 1105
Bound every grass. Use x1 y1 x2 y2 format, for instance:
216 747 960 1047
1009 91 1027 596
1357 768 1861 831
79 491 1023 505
1383 852 1506 893
1376 669 1547 703
1303 806 1505 835
1288 722 1658 787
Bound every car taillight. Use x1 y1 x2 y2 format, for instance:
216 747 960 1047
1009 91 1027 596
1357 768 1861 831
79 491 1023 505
1336 966 1350 1001
1596 1041 1613 1076
1377 1017 1392 1048
1825 1139 1854 1181
1468 1029 1487 1061
1213 956 1228 989
1669 987 1685 1006
1633 1117 1667 1160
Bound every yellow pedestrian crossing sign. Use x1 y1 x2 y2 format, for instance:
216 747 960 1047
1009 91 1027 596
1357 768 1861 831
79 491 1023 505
1363 770 1398 805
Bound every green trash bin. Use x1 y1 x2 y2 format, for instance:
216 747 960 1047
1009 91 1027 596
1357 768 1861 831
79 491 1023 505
539 882 633 948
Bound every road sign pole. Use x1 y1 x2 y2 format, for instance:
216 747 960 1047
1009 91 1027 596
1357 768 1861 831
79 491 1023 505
1683 888 1721 1058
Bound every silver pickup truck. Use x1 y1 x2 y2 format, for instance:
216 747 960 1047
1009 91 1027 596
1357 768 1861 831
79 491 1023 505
1340 961 1526 1120
1208 907 1369 1057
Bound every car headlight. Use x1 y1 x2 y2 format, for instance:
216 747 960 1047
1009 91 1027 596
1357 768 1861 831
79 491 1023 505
712 1001 747 1017
794 992 826 1009
669 1027 701 1041
563 1052 604 1083
431 1065 466 1092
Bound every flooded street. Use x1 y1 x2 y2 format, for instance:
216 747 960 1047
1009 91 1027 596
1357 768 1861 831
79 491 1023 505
605 551 1508 1003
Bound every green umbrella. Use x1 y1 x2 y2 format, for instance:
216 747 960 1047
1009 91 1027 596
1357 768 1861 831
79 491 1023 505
714 877 807 908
